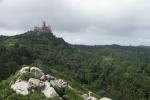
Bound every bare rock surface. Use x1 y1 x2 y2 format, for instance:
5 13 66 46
50 79 67 95
82 91 112 100
99 97 112 100
11 80 29 95
86 96 98 100
28 78 44 89
51 79 67 89
42 81 59 98
30 67 44 78
19 66 30 74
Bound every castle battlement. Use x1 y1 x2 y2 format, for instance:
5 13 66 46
34 21 52 33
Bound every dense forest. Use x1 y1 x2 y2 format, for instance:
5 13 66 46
0 31 150 100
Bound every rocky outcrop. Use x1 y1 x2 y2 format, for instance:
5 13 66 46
11 66 112 100
87 97 97 100
99 97 112 100
50 79 67 96
82 94 88 99
82 91 98 100
19 66 30 74
82 91 112 100
40 74 55 81
11 80 29 95
28 78 45 90
42 81 59 98
11 66 67 98
30 67 44 78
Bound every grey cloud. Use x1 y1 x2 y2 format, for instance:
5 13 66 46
0 0 150 45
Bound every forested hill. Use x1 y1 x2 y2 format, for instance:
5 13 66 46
0 35 8 43
0 31 150 100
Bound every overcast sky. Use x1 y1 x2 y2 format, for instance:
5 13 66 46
1 0 150 46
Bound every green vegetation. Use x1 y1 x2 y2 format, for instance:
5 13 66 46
65 88 83 100
19 72 38 81
3 38 19 48
0 31 150 99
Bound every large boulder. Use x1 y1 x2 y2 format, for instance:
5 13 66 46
50 79 67 96
82 91 98 100
82 95 98 100
46 74 55 80
11 80 29 95
40 74 55 81
19 67 30 74
30 67 44 78
82 94 88 100
86 96 97 100
99 97 112 100
40 75 47 81
42 81 59 98
28 78 45 90
51 79 67 89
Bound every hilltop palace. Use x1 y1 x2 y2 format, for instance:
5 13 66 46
34 21 52 33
